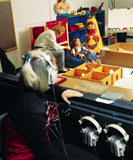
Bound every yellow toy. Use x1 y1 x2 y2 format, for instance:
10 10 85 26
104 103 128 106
75 23 85 29
71 11 76 15
86 18 103 58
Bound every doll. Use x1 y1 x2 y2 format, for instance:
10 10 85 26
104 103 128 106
70 38 96 63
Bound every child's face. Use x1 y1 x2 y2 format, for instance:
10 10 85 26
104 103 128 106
74 39 80 47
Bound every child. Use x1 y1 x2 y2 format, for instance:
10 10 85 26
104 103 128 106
70 38 96 63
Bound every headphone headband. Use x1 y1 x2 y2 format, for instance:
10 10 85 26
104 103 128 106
24 51 57 85
24 51 56 70
43 53 56 69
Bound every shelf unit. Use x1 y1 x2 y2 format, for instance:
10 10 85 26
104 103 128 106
95 10 105 37
57 10 105 44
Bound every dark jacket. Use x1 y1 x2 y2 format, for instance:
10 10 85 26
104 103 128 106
7 85 70 160
6 85 99 160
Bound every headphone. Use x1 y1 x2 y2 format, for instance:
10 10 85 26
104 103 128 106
79 116 102 147
24 52 57 85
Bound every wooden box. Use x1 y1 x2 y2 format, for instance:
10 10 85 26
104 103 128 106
101 43 133 68
95 65 123 85
63 63 122 86
82 71 112 85
63 69 90 79
76 63 101 71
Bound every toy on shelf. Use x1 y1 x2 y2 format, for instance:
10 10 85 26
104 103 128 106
91 6 97 14
103 33 115 46
63 63 123 86
74 23 84 29
54 0 70 15
68 23 84 32
68 25 80 32
70 11 77 15
91 2 104 15
77 7 90 14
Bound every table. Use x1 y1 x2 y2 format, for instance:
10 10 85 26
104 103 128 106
59 75 133 101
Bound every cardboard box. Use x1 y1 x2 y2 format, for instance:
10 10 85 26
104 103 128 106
101 43 133 68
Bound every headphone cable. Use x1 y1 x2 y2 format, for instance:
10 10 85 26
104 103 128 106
49 127 63 143
43 94 63 141
51 84 68 156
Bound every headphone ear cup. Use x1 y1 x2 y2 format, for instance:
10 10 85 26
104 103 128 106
24 53 32 63
47 66 57 85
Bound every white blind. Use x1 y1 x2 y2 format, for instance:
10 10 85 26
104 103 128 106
108 8 133 30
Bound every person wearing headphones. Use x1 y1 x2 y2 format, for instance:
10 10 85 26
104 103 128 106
34 24 70 73
3 50 99 160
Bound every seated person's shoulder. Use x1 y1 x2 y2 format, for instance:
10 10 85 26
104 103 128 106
14 91 45 114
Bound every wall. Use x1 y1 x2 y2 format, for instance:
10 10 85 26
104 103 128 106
108 0 133 37
108 8 133 30
115 0 133 8
0 0 108 71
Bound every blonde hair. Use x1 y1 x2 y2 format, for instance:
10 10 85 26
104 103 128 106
20 50 55 93
52 24 65 37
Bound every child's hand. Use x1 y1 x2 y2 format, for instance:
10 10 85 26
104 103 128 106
83 47 93 53
89 50 93 54
61 89 83 104
73 54 77 57
92 60 97 64
87 49 93 53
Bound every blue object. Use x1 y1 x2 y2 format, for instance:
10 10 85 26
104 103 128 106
65 51 83 68
65 51 97 68
60 13 70 16
92 52 97 62
108 33 111 46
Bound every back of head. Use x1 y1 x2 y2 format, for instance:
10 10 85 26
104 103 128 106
20 50 56 93
52 24 65 37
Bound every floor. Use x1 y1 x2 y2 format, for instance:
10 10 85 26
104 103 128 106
113 67 133 89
